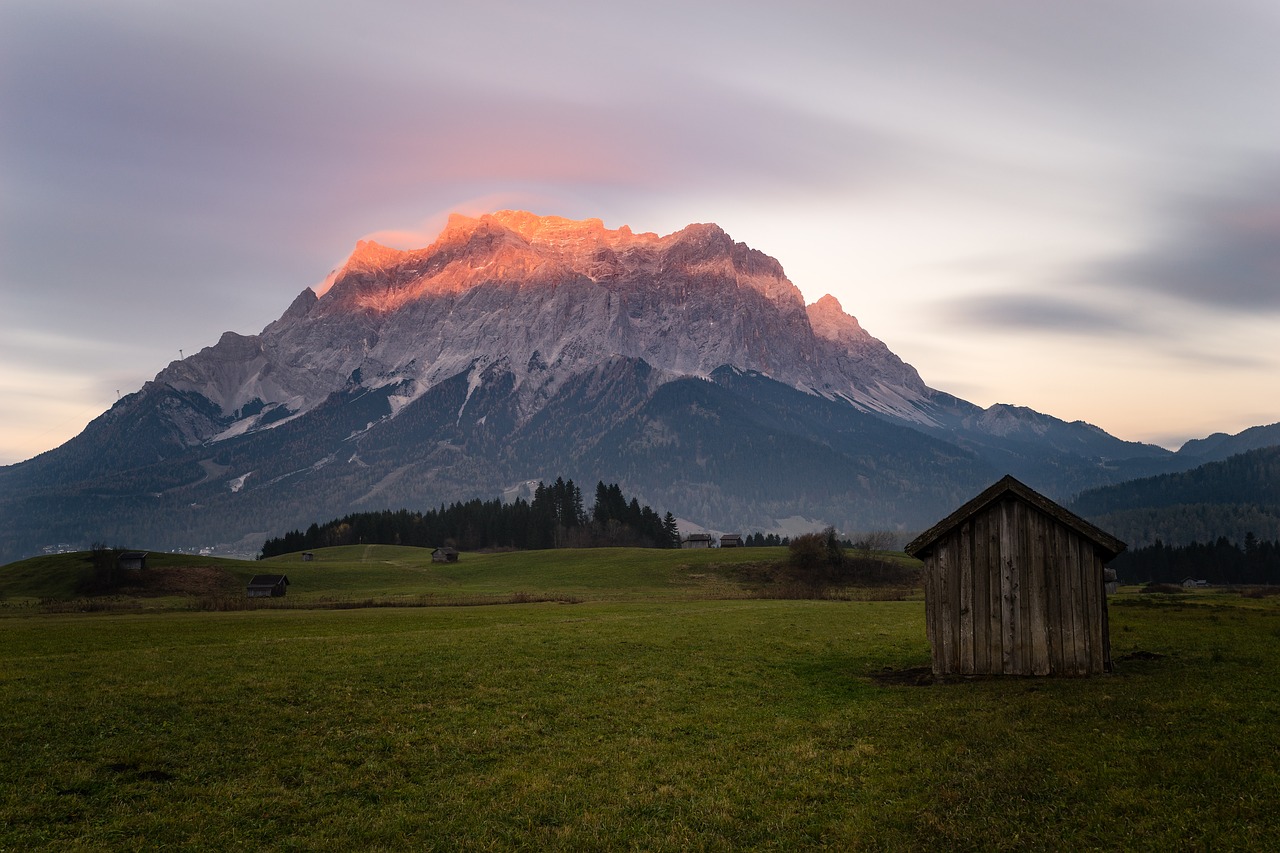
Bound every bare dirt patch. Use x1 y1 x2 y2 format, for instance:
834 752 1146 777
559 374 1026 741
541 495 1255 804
114 566 242 597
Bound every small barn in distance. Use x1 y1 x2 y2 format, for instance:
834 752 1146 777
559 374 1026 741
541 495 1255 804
682 533 713 549
719 533 743 548
116 551 148 571
905 475 1125 677
432 546 459 563
247 574 290 598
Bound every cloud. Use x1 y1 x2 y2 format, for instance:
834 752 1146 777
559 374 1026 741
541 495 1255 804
938 293 1141 335
1094 166 1280 312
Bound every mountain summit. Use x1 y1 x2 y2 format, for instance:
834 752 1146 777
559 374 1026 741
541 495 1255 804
0 212 1174 560
161 211 940 437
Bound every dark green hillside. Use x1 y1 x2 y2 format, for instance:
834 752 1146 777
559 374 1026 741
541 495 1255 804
1070 446 1280 547
0 551 256 602
1176 421 1280 463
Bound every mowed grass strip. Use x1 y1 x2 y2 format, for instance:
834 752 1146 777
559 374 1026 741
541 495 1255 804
260 545 793 602
1 546 795 608
2 593 1278 850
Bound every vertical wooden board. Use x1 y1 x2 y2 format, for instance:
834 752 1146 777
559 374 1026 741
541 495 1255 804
1039 520 1055 672
1077 535 1096 673
1099 555 1113 672
923 554 941 675
1052 523 1073 674
959 519 975 674
937 537 954 675
987 505 1003 674
1075 537 1092 672
1063 530 1083 674
1083 547 1104 674
1015 502 1033 675
1007 500 1024 675
1043 520 1059 673
972 510 990 674
1028 511 1050 675
949 535 964 674
999 500 1015 675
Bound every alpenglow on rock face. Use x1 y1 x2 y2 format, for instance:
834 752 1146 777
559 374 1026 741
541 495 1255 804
161 210 939 439
0 211 1175 561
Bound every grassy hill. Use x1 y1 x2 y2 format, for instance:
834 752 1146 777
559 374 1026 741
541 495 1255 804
0 550 258 603
7 544 902 607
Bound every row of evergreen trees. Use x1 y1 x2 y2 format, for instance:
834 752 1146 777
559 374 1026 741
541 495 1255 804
1110 533 1280 585
744 532 788 547
259 478 680 558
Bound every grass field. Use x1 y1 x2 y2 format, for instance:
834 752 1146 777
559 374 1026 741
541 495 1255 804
2 547 1278 849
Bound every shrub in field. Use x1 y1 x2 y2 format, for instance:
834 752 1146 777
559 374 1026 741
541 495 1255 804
80 543 121 594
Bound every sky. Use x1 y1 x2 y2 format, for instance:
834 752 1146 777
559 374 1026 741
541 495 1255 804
3 0 1280 466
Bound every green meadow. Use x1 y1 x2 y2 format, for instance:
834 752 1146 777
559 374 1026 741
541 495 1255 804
1 546 1278 850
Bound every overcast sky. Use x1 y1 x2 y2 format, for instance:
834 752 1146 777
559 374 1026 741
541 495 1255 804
3 0 1280 465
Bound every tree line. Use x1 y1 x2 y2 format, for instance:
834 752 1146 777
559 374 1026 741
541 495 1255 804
260 478 680 558
1110 533 1280 585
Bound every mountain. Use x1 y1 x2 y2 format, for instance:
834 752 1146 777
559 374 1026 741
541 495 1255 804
1175 422 1280 464
0 211 1202 562
1069 446 1280 548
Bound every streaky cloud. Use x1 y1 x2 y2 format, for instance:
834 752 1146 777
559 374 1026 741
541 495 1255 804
938 293 1139 335
1095 164 1280 312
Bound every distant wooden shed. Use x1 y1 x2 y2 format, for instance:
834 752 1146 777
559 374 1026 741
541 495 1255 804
905 475 1126 677
682 533 713 549
432 546 459 563
116 551 148 571
247 574 290 597
719 534 744 548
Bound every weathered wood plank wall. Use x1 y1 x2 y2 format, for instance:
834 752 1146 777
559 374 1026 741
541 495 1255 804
921 497 1110 676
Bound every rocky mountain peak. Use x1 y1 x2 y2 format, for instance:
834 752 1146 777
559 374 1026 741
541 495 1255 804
315 211 805 314
154 210 955 442
807 294 868 345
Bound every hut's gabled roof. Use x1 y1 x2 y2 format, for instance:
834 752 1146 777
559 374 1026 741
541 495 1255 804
905 475 1126 561
248 574 290 588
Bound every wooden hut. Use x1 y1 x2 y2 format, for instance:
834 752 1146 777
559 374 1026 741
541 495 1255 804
247 574 290 598
116 551 148 571
431 546 459 563
719 533 743 548
681 533 713 549
905 475 1125 677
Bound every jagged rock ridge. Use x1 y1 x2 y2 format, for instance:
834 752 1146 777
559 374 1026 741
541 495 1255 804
160 211 941 447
